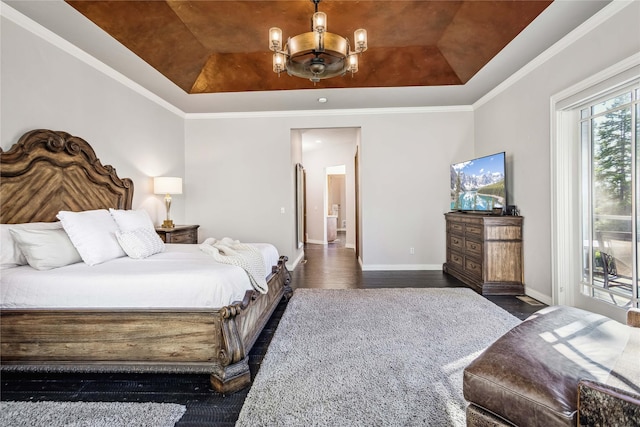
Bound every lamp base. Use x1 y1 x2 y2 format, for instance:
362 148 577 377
161 219 175 228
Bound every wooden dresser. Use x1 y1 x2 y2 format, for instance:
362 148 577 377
443 212 523 295
155 224 199 244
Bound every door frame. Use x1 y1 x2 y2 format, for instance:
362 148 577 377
550 56 639 323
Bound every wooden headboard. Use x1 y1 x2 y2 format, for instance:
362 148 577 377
0 129 133 224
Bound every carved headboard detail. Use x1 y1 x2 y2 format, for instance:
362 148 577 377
0 129 134 223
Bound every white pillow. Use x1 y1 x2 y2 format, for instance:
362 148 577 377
57 209 126 266
9 228 82 270
1 222 63 269
116 228 165 259
109 208 155 233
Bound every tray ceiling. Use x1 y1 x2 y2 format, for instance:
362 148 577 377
65 0 553 94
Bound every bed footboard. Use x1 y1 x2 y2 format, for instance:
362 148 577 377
210 255 292 392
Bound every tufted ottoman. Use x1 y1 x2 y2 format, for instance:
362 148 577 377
463 305 639 426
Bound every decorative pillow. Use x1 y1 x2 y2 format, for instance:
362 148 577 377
116 227 165 259
109 208 155 233
57 209 126 266
1 222 63 269
9 228 82 270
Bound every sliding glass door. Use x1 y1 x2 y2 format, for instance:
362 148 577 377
580 85 639 308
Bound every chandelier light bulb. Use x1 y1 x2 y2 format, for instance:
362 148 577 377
354 29 367 52
273 52 285 74
348 54 358 74
269 27 282 51
313 12 327 33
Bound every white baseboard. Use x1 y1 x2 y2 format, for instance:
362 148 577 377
305 239 326 245
287 251 306 271
524 287 553 306
361 264 442 271
306 239 355 247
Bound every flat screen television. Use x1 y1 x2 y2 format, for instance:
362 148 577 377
450 151 506 213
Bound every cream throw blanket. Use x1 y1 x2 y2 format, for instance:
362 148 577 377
199 237 268 294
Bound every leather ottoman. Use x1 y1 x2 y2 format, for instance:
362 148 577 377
463 305 632 426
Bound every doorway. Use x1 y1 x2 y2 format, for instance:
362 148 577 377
327 165 346 243
296 127 360 253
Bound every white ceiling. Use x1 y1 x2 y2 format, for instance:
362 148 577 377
4 0 611 114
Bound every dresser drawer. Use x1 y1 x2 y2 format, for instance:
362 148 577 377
465 257 482 278
156 225 199 244
169 229 197 244
449 222 464 235
448 250 464 269
449 234 464 251
465 224 483 238
465 239 482 257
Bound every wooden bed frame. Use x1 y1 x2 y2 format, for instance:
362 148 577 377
0 129 292 393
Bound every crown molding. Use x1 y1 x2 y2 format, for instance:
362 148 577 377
1 2 186 118
550 53 640 108
185 105 473 120
473 0 635 110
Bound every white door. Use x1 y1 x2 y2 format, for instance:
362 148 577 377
578 87 639 313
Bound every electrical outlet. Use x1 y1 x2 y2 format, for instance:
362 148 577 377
410 247 415 255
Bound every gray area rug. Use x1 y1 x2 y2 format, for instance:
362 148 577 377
0 401 185 427
237 288 521 427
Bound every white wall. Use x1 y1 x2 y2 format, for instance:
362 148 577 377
361 111 474 269
185 109 473 270
1 13 185 224
473 1 640 303
184 116 297 263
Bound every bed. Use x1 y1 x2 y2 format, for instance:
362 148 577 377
0 129 292 394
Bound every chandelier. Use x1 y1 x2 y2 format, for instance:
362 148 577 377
268 0 368 83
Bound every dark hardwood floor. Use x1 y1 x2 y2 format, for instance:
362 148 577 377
1 231 545 426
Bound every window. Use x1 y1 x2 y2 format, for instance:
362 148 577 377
580 85 639 307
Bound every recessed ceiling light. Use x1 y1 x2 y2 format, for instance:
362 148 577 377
318 97 328 103
315 139 322 144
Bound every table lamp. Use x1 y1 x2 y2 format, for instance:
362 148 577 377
154 176 182 228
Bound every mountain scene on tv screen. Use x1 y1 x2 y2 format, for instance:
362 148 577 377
450 154 505 211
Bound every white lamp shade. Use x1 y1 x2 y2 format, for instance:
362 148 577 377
154 177 183 195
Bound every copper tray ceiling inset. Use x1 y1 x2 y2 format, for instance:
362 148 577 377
66 0 552 94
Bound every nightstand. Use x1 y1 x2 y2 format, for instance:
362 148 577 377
155 224 199 244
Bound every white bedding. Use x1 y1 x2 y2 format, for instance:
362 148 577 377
0 243 279 309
